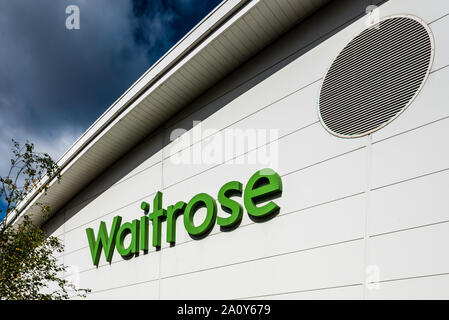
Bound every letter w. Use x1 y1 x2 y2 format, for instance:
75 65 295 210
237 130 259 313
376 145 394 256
85 216 122 266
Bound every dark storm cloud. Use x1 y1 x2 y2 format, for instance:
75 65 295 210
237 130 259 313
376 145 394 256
0 0 221 177
130 0 221 64
0 1 142 131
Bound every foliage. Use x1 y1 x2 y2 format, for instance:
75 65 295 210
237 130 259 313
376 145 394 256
0 139 90 300
0 139 59 222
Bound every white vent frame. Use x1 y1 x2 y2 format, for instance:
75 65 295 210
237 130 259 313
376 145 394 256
317 14 435 139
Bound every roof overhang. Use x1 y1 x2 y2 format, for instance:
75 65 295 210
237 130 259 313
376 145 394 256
8 0 330 227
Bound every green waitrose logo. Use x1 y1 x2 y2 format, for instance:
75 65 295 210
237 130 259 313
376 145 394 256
85 168 282 266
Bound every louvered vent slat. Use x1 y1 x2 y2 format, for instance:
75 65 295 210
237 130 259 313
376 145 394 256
318 16 433 138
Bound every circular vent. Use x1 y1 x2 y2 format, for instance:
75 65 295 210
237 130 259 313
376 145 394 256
318 16 433 138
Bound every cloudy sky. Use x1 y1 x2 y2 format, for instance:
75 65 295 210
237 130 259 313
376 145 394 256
0 0 221 219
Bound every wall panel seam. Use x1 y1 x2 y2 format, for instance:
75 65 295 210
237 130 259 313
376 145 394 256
370 218 449 238
162 77 322 161
72 237 364 296
371 166 449 192
237 283 363 300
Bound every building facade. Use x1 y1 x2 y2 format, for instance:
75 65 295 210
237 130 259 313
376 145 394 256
12 0 449 299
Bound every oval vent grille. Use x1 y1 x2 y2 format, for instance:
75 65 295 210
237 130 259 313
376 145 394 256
319 16 433 137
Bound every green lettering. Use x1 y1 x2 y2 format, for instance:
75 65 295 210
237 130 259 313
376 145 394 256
244 168 282 219
140 216 149 251
85 216 122 266
217 181 243 229
166 201 187 244
149 191 166 248
184 193 217 237
116 219 140 256
86 168 284 266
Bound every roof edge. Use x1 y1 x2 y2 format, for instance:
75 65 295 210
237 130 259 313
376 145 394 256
7 0 251 227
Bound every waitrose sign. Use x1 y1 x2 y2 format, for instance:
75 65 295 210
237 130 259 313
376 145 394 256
86 168 282 266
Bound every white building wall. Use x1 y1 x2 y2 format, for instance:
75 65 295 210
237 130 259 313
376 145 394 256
42 0 449 299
